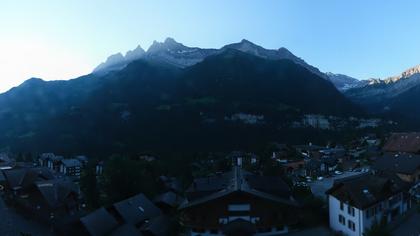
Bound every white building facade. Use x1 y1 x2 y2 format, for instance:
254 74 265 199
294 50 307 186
329 191 409 236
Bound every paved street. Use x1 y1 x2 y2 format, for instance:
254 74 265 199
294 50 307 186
286 226 332 236
391 212 420 236
0 195 54 236
308 171 365 199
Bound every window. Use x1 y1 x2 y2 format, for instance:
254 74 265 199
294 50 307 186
348 206 355 216
228 204 250 211
348 220 356 231
340 201 344 211
339 214 345 225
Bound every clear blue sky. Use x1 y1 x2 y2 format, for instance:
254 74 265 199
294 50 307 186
1 0 420 92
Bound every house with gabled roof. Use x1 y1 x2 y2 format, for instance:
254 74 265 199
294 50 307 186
372 153 420 183
179 166 300 236
38 153 64 172
109 193 162 226
78 193 167 236
60 158 82 178
2 166 82 224
382 132 420 154
326 173 411 236
80 207 120 236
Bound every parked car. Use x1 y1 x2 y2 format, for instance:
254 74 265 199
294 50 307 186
334 170 343 175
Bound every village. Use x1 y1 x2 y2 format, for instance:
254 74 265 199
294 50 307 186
0 132 419 236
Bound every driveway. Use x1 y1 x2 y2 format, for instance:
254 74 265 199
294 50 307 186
0 196 54 236
308 171 365 199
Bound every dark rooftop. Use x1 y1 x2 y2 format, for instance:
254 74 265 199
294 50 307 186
61 158 82 167
112 193 161 225
372 153 420 175
80 207 119 236
3 167 55 190
326 173 409 209
140 215 171 236
109 223 143 236
181 167 297 209
383 132 420 153
35 179 79 208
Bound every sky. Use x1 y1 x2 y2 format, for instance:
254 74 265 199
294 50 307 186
1 0 420 93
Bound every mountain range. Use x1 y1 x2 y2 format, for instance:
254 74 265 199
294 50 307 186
1 38 419 154
0 38 367 154
345 65 420 119
92 38 420 122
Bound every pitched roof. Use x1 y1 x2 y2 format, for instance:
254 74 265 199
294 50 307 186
80 207 119 236
39 153 56 160
180 167 298 209
61 159 82 167
3 167 55 189
140 215 171 236
35 179 79 208
383 132 420 153
372 154 420 175
109 223 143 236
326 173 409 209
154 191 184 208
112 193 161 225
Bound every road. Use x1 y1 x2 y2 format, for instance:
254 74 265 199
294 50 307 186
308 171 366 199
391 212 420 236
0 195 54 236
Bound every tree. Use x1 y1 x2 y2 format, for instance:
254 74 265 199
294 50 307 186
101 155 158 204
80 164 101 210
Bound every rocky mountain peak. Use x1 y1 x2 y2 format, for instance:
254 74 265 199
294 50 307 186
125 45 145 61
147 37 186 53
386 64 420 83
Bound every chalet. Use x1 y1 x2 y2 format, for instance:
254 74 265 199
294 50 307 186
2 167 81 224
28 179 81 223
60 158 82 178
39 153 64 172
326 173 411 236
372 154 420 183
382 132 420 154
179 167 300 236
2 167 55 196
79 193 166 236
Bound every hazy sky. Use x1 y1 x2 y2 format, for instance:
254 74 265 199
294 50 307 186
1 0 420 93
